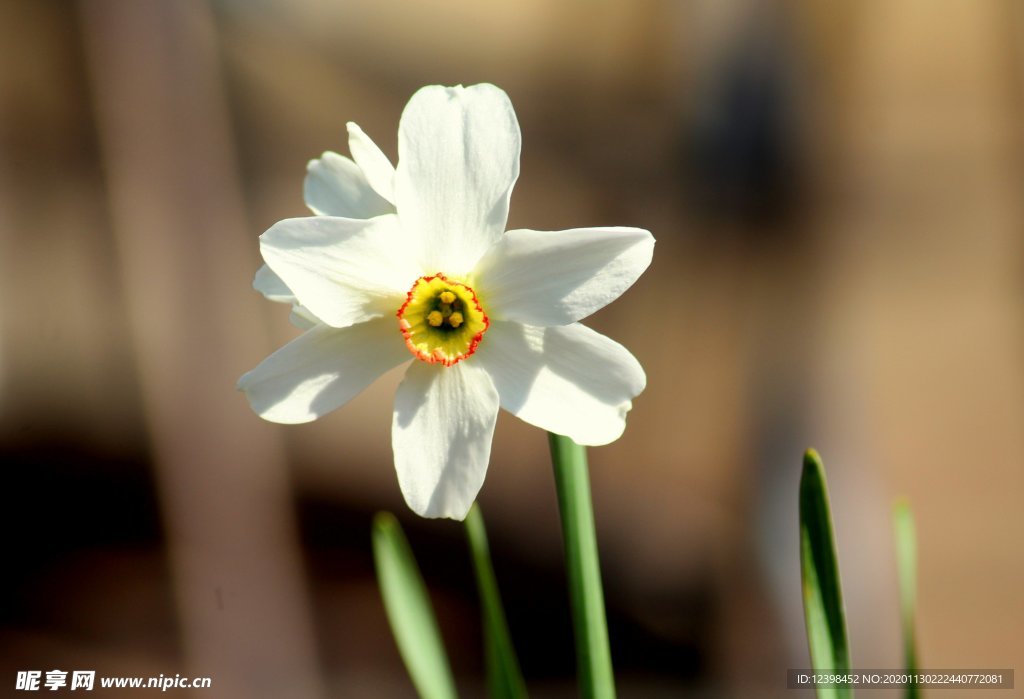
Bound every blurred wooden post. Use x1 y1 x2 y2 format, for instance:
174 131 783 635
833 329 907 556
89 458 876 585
79 2 322 697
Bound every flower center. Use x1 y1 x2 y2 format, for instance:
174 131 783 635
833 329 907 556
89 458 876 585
397 274 489 366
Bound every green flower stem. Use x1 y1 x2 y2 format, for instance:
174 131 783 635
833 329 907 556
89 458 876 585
548 433 616 699
372 512 458 699
465 504 528 699
892 500 918 699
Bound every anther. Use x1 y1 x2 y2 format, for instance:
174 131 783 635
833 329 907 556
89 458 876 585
427 310 444 327
439 291 456 304
449 312 464 328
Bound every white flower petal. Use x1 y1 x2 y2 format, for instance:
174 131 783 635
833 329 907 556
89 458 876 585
474 320 645 446
254 264 296 303
394 84 521 275
475 227 654 326
288 305 320 330
238 318 409 424
261 215 420 328
347 122 397 204
392 360 499 519
253 265 324 328
303 151 394 218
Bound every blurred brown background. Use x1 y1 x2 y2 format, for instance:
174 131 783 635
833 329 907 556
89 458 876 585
1 0 1021 697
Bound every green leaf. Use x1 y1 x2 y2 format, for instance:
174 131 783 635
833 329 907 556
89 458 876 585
892 499 919 699
548 433 616 699
799 449 853 699
372 512 458 699
464 504 528 699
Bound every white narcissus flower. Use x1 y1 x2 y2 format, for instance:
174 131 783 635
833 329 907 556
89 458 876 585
240 84 654 520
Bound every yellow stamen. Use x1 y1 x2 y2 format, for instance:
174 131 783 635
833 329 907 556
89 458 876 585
439 291 456 304
448 311 464 328
427 310 444 327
